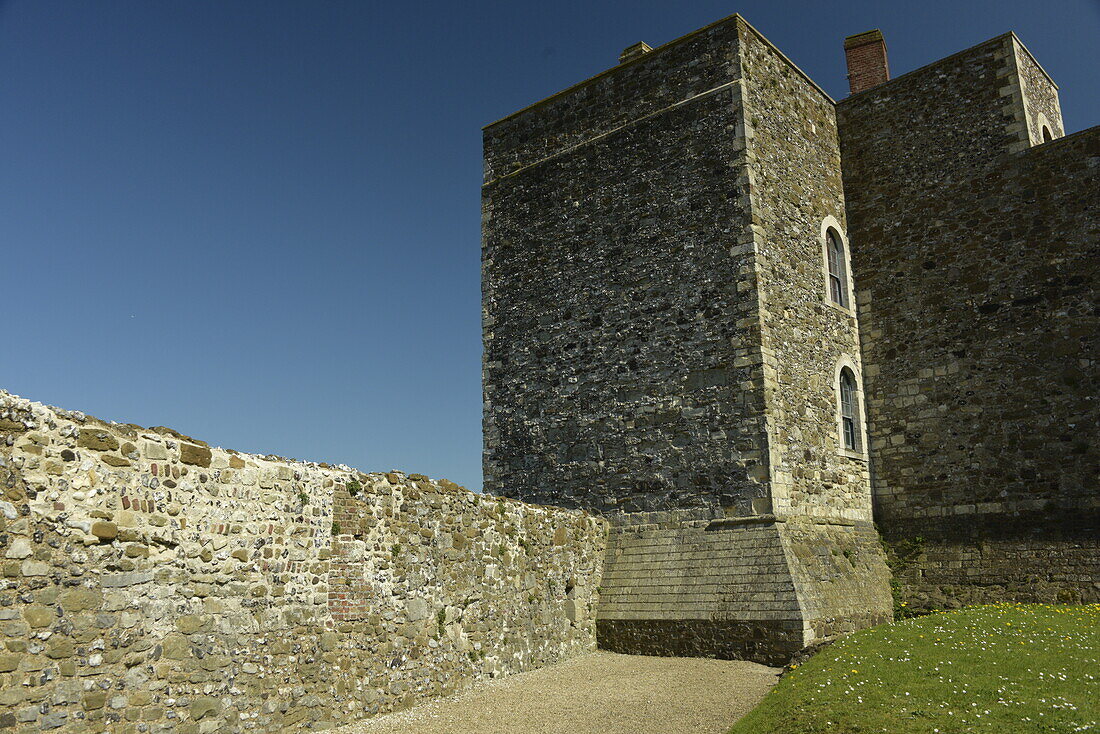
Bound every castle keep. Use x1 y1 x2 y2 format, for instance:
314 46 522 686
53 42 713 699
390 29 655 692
483 15 1097 657
0 12 1095 733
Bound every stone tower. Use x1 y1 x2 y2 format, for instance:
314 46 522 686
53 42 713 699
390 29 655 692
482 15 892 662
482 10 1097 661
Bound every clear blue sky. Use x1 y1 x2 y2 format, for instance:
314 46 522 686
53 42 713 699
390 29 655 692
1 1 1096 491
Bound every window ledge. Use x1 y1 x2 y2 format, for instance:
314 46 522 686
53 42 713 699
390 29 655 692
824 300 857 318
837 448 868 462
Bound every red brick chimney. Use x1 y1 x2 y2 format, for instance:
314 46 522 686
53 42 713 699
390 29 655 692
844 29 890 95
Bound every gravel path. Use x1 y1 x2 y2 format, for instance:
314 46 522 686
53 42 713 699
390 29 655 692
332 651 780 734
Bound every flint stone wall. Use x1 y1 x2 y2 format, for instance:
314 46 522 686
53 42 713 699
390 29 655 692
482 14 893 661
838 35 1022 222
0 390 605 733
838 32 1098 608
482 14 887 527
887 514 1099 615
738 23 873 522
482 17 770 515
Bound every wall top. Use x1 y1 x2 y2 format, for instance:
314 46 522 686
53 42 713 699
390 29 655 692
482 14 834 131
844 29 886 50
839 31 1058 105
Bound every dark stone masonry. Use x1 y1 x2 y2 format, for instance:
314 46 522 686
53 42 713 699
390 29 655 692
484 14 1096 656
0 11 1096 733
482 18 765 516
837 36 1097 612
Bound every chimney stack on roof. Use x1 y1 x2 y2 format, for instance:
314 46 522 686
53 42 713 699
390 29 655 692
844 29 890 95
619 41 653 64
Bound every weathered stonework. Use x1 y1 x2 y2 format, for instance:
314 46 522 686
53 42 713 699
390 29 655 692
0 15 1093 730
483 14 893 663
0 391 605 732
738 25 871 523
597 511 806 665
484 12 1096 659
482 15 881 524
836 31 1097 610
1013 36 1064 146
884 514 1099 614
598 511 890 665
482 17 765 515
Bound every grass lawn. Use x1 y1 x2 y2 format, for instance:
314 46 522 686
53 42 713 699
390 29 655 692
730 603 1099 733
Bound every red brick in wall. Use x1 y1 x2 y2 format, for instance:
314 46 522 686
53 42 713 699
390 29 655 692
845 32 890 95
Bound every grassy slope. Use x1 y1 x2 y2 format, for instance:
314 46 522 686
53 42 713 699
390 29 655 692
731 604 1099 733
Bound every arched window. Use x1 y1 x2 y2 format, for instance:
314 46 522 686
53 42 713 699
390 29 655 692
826 228 848 308
839 367 861 451
1036 113 1057 146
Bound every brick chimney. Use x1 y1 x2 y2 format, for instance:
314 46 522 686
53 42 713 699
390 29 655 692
844 30 890 95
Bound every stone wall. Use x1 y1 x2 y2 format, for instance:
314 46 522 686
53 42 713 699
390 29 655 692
1013 37 1063 144
886 514 1099 615
838 30 1098 609
0 390 605 732
738 22 873 522
777 518 891 638
838 35 1022 221
482 15 743 182
483 15 892 663
482 16 770 515
597 510 803 665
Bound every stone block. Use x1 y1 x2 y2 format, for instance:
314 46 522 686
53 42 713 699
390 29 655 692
175 615 205 634
100 571 154 588
23 604 54 628
45 637 74 659
82 695 107 713
91 521 118 541
189 697 220 721
4 538 32 559
405 598 429 622
160 634 190 660
180 443 212 467
78 428 119 451
21 560 49 576
144 441 168 460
